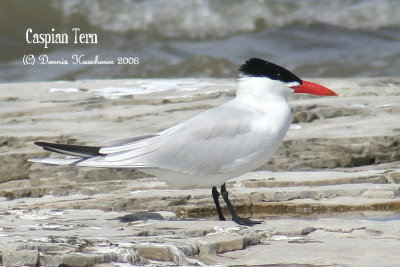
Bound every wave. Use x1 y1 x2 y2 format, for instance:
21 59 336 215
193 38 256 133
52 0 400 39
1 0 400 81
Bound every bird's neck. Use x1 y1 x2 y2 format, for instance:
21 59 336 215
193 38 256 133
236 77 292 108
235 77 293 137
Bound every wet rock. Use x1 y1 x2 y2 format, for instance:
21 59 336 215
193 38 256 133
134 245 176 262
292 105 366 123
198 233 244 254
301 227 317 235
42 253 101 267
1 78 400 266
0 208 398 266
388 171 400 183
2 249 39 267
0 150 43 183
1 78 400 198
262 136 400 171
118 211 176 222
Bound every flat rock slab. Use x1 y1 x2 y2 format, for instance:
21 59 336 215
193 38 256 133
1 77 400 187
0 209 399 266
0 169 399 266
1 78 400 266
1 169 399 218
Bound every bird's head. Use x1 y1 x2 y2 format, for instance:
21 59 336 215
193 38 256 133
238 58 337 97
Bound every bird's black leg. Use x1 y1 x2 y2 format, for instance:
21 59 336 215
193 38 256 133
212 186 226 221
220 183 262 226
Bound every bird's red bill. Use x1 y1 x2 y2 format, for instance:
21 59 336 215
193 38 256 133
291 80 338 96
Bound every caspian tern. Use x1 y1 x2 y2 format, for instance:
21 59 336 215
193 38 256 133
30 58 337 226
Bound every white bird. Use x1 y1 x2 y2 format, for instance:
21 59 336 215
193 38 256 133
30 58 337 225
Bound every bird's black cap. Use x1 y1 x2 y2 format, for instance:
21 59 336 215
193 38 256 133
239 58 302 84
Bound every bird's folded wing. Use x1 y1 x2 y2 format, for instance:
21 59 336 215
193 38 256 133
89 103 273 174
100 134 158 148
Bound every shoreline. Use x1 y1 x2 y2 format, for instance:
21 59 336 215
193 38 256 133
0 77 399 266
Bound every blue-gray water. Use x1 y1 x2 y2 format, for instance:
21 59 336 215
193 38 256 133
1 0 400 82
367 215 400 222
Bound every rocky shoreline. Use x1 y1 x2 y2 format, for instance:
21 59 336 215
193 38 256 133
1 78 400 266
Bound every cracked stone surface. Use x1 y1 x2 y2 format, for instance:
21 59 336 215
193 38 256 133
0 78 400 266
1 78 400 184
0 209 399 266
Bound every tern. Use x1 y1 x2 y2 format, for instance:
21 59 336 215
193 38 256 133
30 58 337 226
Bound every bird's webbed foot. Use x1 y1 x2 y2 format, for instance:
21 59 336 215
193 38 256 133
232 216 262 226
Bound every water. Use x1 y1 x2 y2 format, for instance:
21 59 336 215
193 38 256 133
366 214 400 222
1 0 400 83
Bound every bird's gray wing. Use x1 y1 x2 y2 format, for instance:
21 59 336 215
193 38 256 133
101 134 159 147
149 103 275 175
80 102 276 173
91 101 272 173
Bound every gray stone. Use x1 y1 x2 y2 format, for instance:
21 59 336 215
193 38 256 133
2 250 39 267
1 78 400 199
58 254 98 267
0 208 399 266
39 255 63 267
198 233 244 254
134 244 176 262
1 78 400 266
118 212 165 222
0 150 43 183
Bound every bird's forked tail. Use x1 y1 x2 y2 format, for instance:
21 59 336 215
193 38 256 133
28 142 103 166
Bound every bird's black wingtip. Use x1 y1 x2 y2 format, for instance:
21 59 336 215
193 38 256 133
33 141 102 157
34 141 48 147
